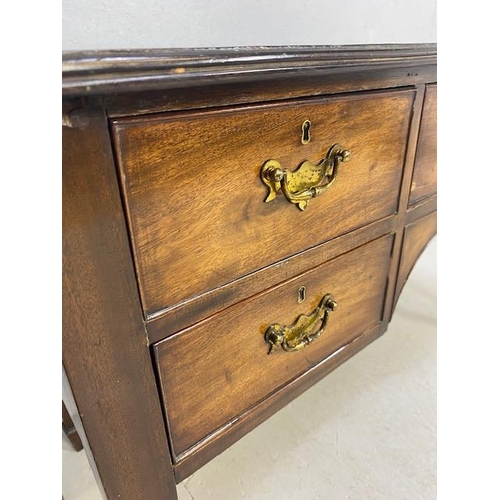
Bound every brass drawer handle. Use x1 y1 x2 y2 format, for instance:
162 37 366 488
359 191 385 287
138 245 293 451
260 144 351 210
264 294 337 354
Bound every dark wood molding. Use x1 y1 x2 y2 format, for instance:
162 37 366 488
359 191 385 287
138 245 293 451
63 44 436 96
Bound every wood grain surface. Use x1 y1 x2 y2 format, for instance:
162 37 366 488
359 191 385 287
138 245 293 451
113 89 413 316
146 215 397 342
381 84 427 325
62 99 177 499
410 84 437 204
173 323 384 482
394 211 437 309
62 46 437 494
154 234 393 458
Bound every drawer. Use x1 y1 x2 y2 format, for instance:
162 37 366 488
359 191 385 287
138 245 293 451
112 90 413 316
153 234 394 459
409 84 437 205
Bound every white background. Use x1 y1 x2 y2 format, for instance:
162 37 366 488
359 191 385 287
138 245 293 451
62 0 436 50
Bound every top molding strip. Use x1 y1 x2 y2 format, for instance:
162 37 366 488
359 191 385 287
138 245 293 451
62 44 437 96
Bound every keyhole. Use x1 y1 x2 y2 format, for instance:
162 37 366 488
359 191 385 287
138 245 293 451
301 120 311 145
298 286 306 303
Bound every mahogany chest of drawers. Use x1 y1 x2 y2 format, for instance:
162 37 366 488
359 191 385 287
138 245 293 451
62 44 437 499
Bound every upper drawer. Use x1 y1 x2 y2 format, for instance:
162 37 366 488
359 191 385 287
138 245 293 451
112 90 414 316
409 84 437 205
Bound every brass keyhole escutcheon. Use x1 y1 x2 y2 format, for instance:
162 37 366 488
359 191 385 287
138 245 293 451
301 120 311 144
298 286 306 303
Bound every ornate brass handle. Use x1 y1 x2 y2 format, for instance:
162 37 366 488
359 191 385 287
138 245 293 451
260 144 351 210
264 294 337 354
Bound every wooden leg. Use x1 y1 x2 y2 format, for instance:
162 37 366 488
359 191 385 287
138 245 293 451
62 400 83 452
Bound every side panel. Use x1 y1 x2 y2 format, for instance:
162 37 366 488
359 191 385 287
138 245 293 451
62 99 177 499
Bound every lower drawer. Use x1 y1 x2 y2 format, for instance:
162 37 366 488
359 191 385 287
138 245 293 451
153 234 394 460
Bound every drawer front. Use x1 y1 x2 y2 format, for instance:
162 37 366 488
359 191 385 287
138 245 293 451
153 234 393 459
113 90 413 315
410 84 437 205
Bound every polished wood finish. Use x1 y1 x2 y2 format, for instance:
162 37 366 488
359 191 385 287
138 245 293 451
410 84 437 205
62 45 437 499
62 100 177 500
381 84 427 325
113 90 413 316
146 215 397 342
174 322 384 482
154 234 393 458
407 194 437 224
394 211 437 308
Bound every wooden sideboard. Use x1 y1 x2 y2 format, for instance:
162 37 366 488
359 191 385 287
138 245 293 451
62 44 437 499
